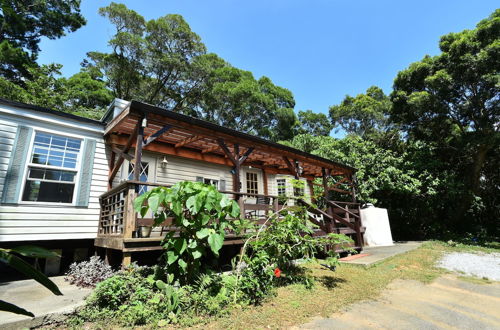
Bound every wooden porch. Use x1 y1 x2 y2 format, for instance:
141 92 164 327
95 181 365 266
97 100 366 266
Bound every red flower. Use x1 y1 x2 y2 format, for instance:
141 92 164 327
274 268 281 278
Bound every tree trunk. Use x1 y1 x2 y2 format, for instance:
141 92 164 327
453 143 491 230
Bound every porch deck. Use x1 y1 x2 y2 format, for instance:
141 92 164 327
94 181 365 266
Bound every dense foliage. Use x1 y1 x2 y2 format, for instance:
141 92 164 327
134 181 240 284
71 181 350 326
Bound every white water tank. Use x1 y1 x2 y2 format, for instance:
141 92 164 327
360 205 394 246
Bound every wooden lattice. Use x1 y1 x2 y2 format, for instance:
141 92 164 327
98 185 129 236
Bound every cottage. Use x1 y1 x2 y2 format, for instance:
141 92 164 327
0 98 364 270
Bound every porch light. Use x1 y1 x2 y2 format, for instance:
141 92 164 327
161 156 168 168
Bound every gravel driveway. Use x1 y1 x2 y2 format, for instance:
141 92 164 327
438 252 500 281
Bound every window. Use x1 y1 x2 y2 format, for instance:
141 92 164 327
22 132 81 203
203 178 219 189
293 181 305 197
246 172 258 194
128 161 150 194
277 178 286 196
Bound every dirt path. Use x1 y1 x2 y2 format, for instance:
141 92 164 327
297 275 500 329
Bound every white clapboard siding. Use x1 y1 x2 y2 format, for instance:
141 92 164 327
0 106 107 242
154 153 233 188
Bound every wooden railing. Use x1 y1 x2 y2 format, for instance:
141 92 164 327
98 181 287 239
98 181 364 247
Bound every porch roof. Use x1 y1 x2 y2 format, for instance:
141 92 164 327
104 100 355 179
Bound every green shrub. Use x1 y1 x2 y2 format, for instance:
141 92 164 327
134 181 240 284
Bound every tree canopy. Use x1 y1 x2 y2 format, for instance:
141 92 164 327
0 0 86 82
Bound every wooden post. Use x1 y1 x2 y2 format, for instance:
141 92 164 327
233 143 240 193
133 116 146 182
262 168 268 195
322 167 338 234
123 185 137 239
307 179 314 202
122 252 132 267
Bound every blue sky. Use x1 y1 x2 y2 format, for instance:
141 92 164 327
38 0 498 116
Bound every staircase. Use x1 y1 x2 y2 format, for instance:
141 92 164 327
299 199 365 252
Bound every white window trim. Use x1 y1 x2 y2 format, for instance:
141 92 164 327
18 128 83 206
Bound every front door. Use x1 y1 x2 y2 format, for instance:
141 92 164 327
123 155 157 194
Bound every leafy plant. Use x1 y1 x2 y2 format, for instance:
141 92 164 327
0 246 62 317
65 256 115 288
234 206 353 304
134 181 240 284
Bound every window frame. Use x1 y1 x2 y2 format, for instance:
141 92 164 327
203 178 219 189
18 128 83 206
246 172 259 195
276 178 287 196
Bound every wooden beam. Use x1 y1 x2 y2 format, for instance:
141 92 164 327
239 147 254 163
201 144 220 154
217 139 237 165
108 124 139 185
175 135 203 148
144 113 352 175
143 124 172 147
111 146 133 162
283 156 300 179
108 134 233 167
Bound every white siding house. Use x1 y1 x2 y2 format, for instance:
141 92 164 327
0 99 107 242
0 98 312 244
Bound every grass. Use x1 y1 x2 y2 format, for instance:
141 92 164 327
199 241 499 329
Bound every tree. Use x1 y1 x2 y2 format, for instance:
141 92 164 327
297 110 332 136
390 9 500 228
0 64 112 119
282 133 442 239
0 0 85 82
89 3 297 140
85 2 206 110
329 86 393 138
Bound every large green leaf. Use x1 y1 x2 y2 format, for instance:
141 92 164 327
186 195 202 214
230 200 241 218
177 259 187 272
173 238 187 254
207 233 224 255
0 300 34 317
195 228 210 239
166 251 178 265
9 246 59 258
133 192 148 212
0 250 62 295
148 193 161 214
191 248 203 260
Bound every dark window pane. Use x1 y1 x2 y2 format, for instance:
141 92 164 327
29 168 44 179
22 180 74 203
60 171 75 182
32 154 47 165
45 169 62 180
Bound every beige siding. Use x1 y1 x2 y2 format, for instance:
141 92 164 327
0 107 106 242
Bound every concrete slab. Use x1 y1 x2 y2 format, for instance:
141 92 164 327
340 241 423 267
0 276 92 330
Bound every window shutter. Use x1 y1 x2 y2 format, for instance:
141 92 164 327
219 179 226 191
2 125 33 204
196 176 203 182
75 139 96 207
